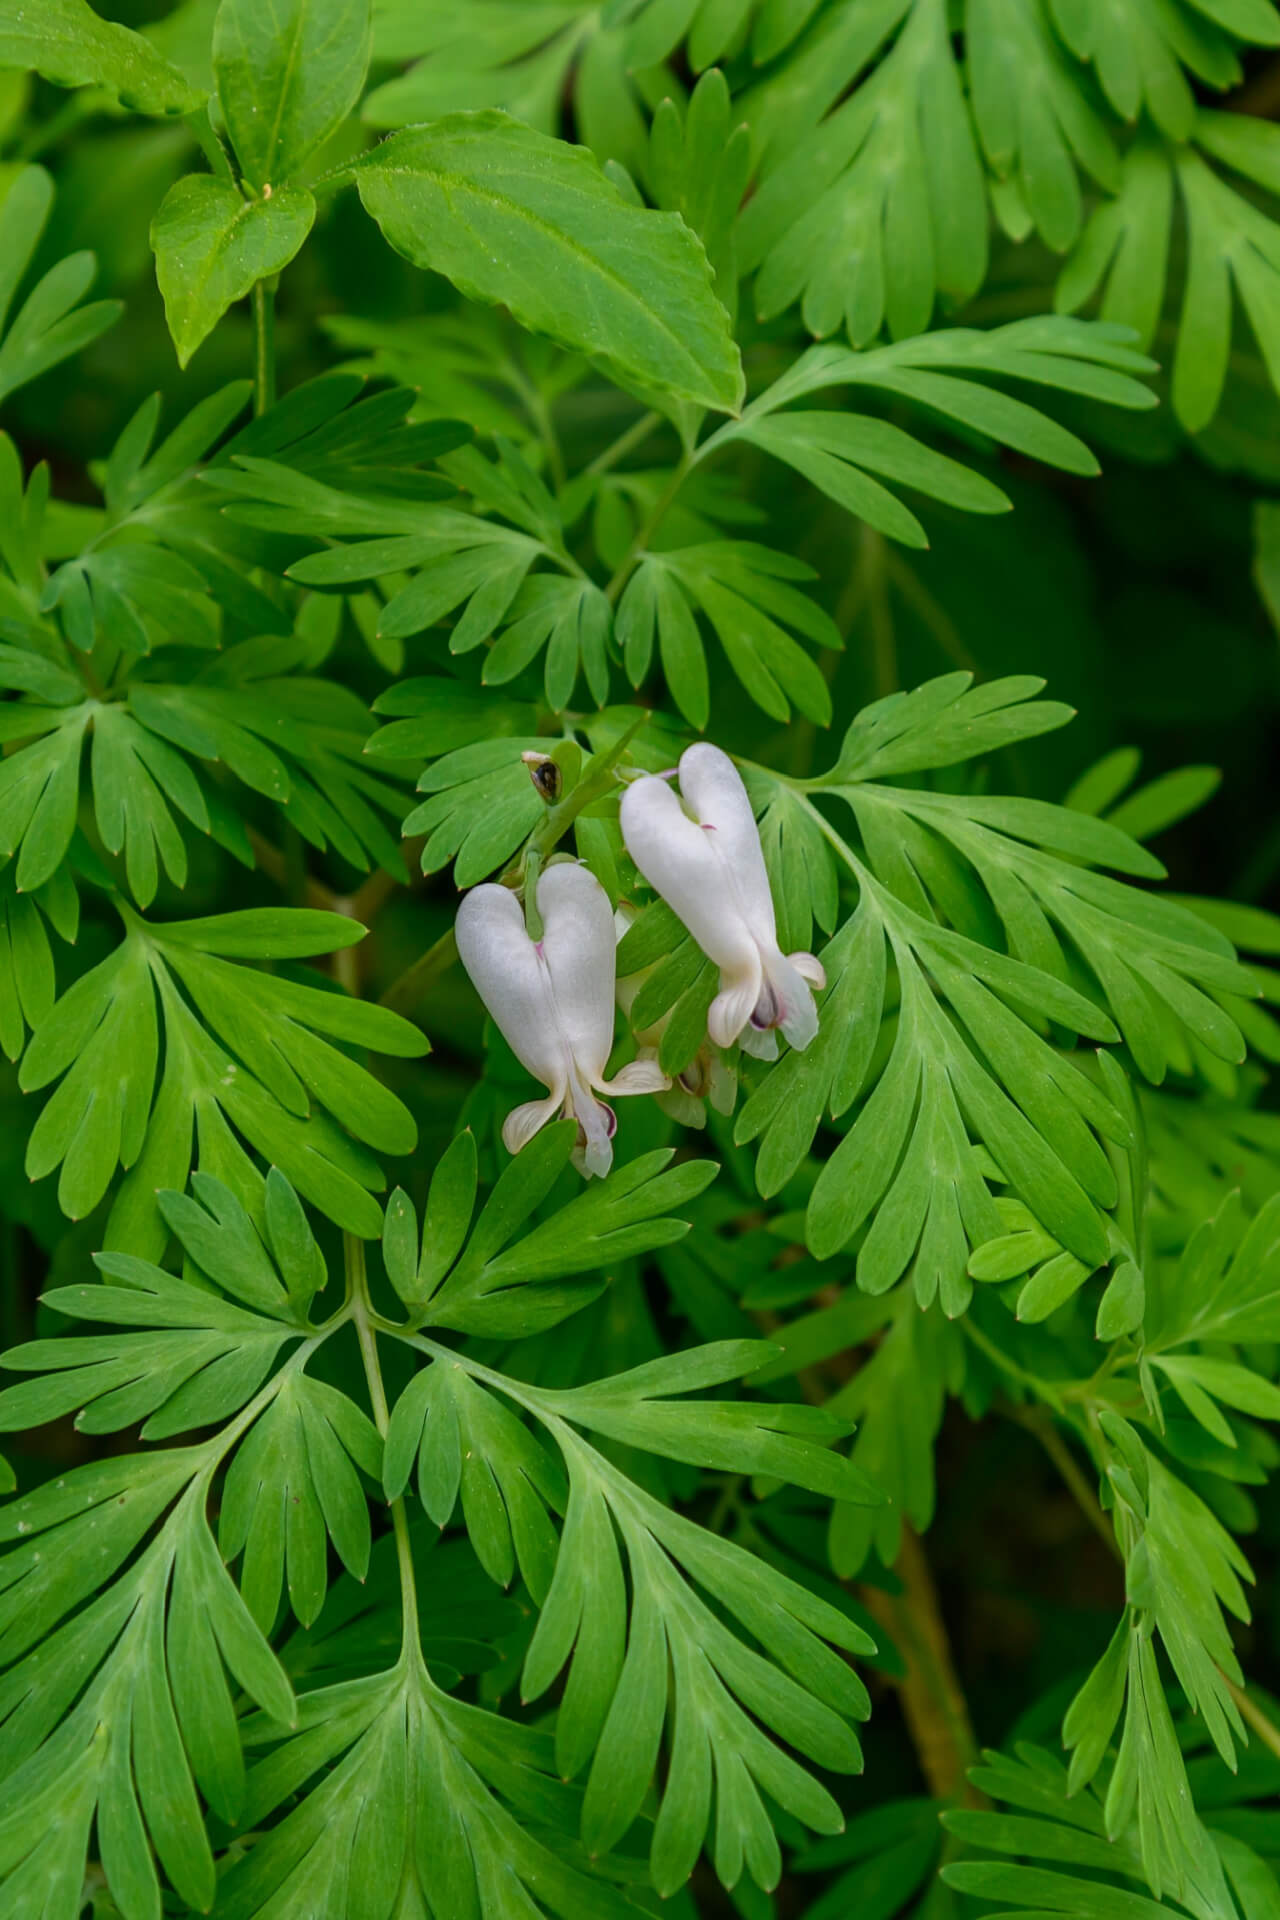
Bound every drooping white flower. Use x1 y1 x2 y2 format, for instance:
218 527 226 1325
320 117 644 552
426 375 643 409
619 743 825 1057
456 862 669 1177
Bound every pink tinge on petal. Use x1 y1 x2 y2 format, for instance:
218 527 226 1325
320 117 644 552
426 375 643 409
567 1096 616 1149
750 983 783 1030
679 1055 712 1098
573 1094 616 1179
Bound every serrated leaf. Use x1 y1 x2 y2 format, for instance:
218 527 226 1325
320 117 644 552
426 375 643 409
349 111 744 413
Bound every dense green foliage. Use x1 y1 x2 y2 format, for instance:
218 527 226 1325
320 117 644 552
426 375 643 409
0 1 1278 1916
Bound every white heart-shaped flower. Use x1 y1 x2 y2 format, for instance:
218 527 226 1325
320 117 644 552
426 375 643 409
620 743 824 1055
456 862 669 1177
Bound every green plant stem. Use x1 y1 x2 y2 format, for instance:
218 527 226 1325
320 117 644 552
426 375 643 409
196 1332 330 1495
1227 1681 1280 1764
587 410 662 477
252 280 276 417
774 783 866 871
522 847 545 939
522 383 566 491
1012 1405 1115 1555
862 526 898 696
77 656 108 701
246 827 333 909
308 161 356 202
786 637 843 778
518 712 648 866
883 548 980 676
704 1473 745 1536
333 934 360 997
863 1525 987 1807
187 107 236 183
379 925 458 1017
1018 1400 1280 1766
604 452 693 603
348 1233 422 1665
14 92 97 162
959 1317 1066 1413
350 866 404 924
378 716 648 1017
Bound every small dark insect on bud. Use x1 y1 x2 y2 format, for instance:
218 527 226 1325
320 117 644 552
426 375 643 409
521 750 562 804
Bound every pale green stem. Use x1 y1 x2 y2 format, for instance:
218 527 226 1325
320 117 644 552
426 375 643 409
347 1233 422 1666
883 547 980 676
187 106 236 183
862 526 897 696
960 1317 1066 1413
587 410 663 477
378 714 648 1017
522 847 544 940
604 452 693 603
1012 1405 1114 1553
252 280 276 417
1230 1684 1280 1764
524 384 566 492
14 92 98 162
379 926 457 1018
1018 1397 1280 1765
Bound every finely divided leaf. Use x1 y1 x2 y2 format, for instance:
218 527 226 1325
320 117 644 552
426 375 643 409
0 167 121 407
